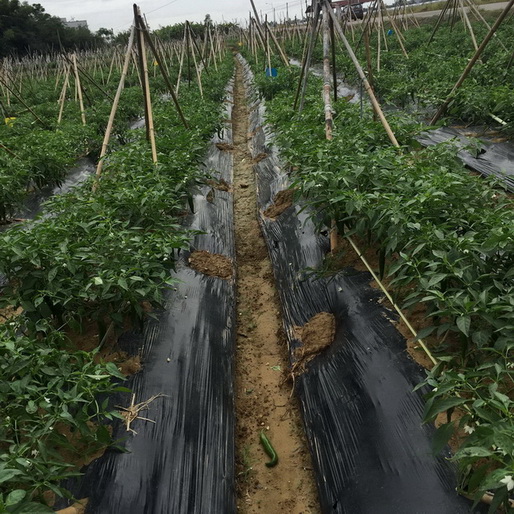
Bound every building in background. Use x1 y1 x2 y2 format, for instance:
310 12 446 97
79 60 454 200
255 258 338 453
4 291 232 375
59 18 88 29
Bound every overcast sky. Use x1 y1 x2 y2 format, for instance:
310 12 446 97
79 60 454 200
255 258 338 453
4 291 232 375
38 0 308 33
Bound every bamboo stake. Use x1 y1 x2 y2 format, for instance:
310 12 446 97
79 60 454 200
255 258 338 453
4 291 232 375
377 18 382 72
72 54 86 125
93 25 136 191
207 26 218 72
137 12 189 129
132 52 143 88
252 16 267 53
295 1 321 112
431 0 514 124
460 0 478 51
326 0 399 147
249 0 268 49
0 143 18 158
57 65 71 124
330 16 337 102
54 61 64 91
364 27 374 95
346 235 437 366
187 22 210 75
322 2 333 141
265 21 290 67
465 0 507 51
176 29 187 94
134 5 151 141
135 6 158 163
428 0 453 44
378 3 389 51
187 21 204 98
62 53 114 102
251 18 259 66
380 0 408 58
186 24 192 87
106 50 117 84
265 15 272 73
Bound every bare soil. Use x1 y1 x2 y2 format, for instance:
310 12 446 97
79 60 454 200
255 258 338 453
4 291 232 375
54 498 88 514
263 189 295 219
293 312 336 374
188 249 233 279
207 178 232 192
67 319 142 377
232 58 319 513
0 306 22 324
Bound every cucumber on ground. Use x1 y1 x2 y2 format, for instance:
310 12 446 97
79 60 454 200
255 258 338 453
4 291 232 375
259 430 278 467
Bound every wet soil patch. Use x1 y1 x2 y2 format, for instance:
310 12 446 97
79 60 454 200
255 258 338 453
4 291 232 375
216 142 235 151
263 189 295 219
66 319 142 377
207 178 232 192
253 152 269 163
293 312 336 373
188 249 233 279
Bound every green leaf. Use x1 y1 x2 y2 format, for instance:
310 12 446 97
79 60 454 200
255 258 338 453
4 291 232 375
494 391 510 405
454 446 493 459
423 397 467 423
456 316 471 337
26 400 37 414
93 277 103 285
432 422 454 455
427 273 447 288
5 490 26 507
0 468 22 484
467 463 489 494
471 330 490 347
414 325 436 341
488 486 508 514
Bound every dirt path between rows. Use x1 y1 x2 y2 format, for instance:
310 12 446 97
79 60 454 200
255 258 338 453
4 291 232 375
232 59 319 513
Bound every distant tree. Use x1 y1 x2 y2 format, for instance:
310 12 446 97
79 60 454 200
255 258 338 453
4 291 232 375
155 22 203 41
96 27 114 44
112 29 130 46
0 0 103 57
155 18 238 42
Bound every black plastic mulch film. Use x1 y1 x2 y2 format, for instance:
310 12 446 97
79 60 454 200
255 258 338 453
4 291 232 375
238 55 480 514
418 127 514 192
56 80 237 513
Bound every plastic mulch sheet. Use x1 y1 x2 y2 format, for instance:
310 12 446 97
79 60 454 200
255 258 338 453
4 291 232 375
418 127 514 192
55 82 237 513
239 55 480 514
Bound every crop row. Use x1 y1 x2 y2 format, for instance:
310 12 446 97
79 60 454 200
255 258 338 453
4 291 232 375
246 51 514 508
284 16 514 131
0 65 144 223
0 50 233 510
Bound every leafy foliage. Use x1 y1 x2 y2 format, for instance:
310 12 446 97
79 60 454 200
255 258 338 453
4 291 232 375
0 321 127 507
0 42 234 509
244 43 514 508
